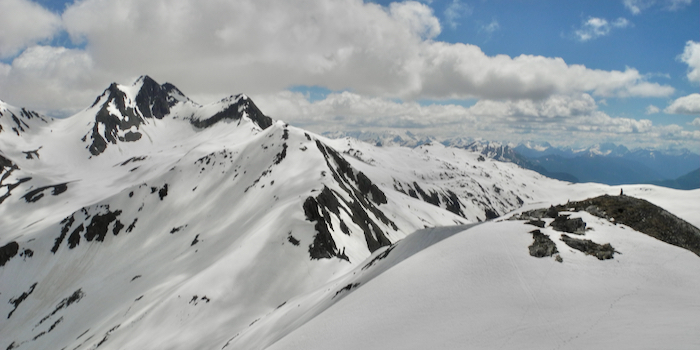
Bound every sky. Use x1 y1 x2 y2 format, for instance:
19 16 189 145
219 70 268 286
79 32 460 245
0 0 698 151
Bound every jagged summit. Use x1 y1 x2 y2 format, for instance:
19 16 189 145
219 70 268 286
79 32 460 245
80 76 273 155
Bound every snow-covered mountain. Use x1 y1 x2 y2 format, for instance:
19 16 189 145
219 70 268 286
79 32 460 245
1 76 699 350
321 130 437 148
323 131 699 187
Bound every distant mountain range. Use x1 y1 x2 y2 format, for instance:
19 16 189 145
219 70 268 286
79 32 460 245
323 131 699 189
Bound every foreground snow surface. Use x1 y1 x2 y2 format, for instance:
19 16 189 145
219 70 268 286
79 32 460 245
270 207 700 350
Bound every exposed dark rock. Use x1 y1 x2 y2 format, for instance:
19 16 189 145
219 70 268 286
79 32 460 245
113 220 124 236
32 331 46 341
95 324 120 348
191 234 200 246
158 184 168 200
0 154 32 204
362 244 397 270
339 221 350 235
170 225 187 234
119 156 147 166
21 183 68 203
126 218 138 233
0 241 19 267
273 143 288 165
84 209 122 242
557 195 700 257
86 84 145 155
287 232 300 246
189 95 272 130
549 214 586 234
413 182 439 206
68 224 84 249
19 249 33 259
528 229 558 258
84 76 194 155
304 196 344 260
526 219 546 228
37 288 85 326
333 283 360 299
8 282 37 319
560 234 617 260
357 172 387 205
47 316 63 333
442 190 464 217
135 76 173 120
312 141 396 255
22 148 41 160
317 186 340 215
52 215 75 253
484 208 499 220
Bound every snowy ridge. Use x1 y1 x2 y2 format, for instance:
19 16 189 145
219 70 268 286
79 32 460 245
0 101 52 138
1 77 699 350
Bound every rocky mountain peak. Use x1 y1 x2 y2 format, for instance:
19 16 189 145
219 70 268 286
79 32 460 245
81 77 273 156
189 93 273 130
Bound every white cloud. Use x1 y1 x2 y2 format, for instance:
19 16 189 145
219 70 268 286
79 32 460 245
0 45 107 114
623 0 692 14
665 93 700 115
645 105 660 114
389 1 442 39
255 90 699 150
0 0 62 58
416 43 673 99
0 0 676 115
480 20 499 34
679 41 700 83
691 118 700 127
443 0 471 30
575 17 630 42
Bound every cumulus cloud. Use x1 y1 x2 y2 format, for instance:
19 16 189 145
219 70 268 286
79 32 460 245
679 41 700 83
575 17 630 42
0 45 108 114
0 0 62 58
623 0 692 14
0 0 674 112
55 0 670 101
691 118 700 127
416 42 672 100
60 0 442 99
664 93 700 115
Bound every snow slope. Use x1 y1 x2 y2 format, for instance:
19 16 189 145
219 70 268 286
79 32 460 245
1 76 698 350
269 190 700 349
